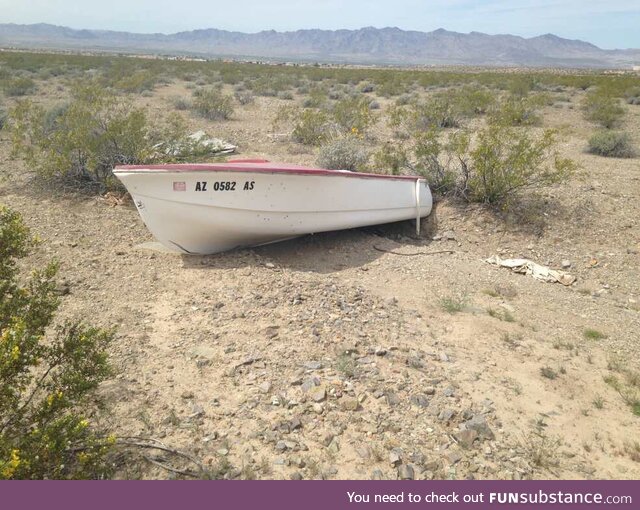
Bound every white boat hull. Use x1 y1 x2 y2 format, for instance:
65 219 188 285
114 163 432 255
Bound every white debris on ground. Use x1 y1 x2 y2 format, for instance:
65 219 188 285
485 256 577 286
153 131 236 159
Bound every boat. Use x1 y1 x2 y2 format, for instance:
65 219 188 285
113 160 432 255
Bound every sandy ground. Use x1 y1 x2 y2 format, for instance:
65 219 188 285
1 74 639 479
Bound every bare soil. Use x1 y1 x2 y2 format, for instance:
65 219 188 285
1 76 639 480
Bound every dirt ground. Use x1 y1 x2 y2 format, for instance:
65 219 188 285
1 74 639 480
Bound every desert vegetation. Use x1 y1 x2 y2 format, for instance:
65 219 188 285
1 49 639 480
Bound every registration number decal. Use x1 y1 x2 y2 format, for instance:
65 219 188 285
194 181 255 191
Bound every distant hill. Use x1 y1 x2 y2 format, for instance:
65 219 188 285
1 23 639 68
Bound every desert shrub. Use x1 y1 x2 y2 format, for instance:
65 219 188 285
582 90 625 128
114 70 157 94
292 109 334 146
331 96 375 135
508 76 536 97
301 87 328 109
587 130 636 158
624 87 640 105
413 95 460 129
278 91 294 101
171 96 192 111
489 96 541 126
406 126 575 204
234 90 255 105
357 81 374 93
2 77 36 97
316 137 370 171
192 88 234 120
464 126 575 204
371 142 409 175
413 129 458 193
0 107 6 131
453 85 495 116
9 82 163 191
0 207 114 479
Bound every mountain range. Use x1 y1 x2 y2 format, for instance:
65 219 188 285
1 23 639 68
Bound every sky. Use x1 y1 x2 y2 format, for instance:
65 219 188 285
0 0 638 49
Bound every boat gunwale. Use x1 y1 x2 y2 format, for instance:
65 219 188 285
114 163 424 182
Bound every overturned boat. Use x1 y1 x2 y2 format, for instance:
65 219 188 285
113 160 432 255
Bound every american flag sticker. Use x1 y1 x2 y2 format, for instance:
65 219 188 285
173 181 186 191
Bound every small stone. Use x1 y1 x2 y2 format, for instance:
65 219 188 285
438 409 456 422
397 464 415 480
375 347 388 356
304 361 322 370
265 262 275 269
301 377 320 392
181 391 194 399
445 451 463 465
321 433 335 447
339 397 360 411
424 386 436 395
309 386 326 402
312 403 324 414
443 386 456 397
259 381 272 394
385 392 401 407
443 230 456 241
561 260 572 269
389 450 402 466
371 469 384 480
410 394 430 408
290 471 303 480
465 415 495 440
455 429 479 449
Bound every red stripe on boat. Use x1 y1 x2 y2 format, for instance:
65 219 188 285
114 162 422 181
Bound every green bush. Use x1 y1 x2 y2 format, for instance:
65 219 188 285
292 109 334 146
9 82 163 191
2 77 37 97
316 137 370 171
625 87 640 105
465 126 575 204
587 130 636 158
331 96 375 135
489 96 541 126
0 206 114 479
234 90 255 105
192 88 234 120
371 142 409 176
582 90 625 128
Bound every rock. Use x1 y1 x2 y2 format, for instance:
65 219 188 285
443 230 456 241
464 415 495 440
189 403 205 418
181 391 194 399
389 450 402 466
339 397 360 411
443 386 456 397
259 381 272 394
397 464 415 480
356 446 372 459
312 403 324 414
438 409 456 422
301 377 320 392
454 429 479 449
410 394 430 408
327 439 340 454
375 347 388 356
304 361 322 370
445 451 463 465
371 469 384 480
309 386 326 403
424 386 436 395
561 260 572 269
321 433 335 447
385 392 401 407
290 471 303 480
265 262 275 269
